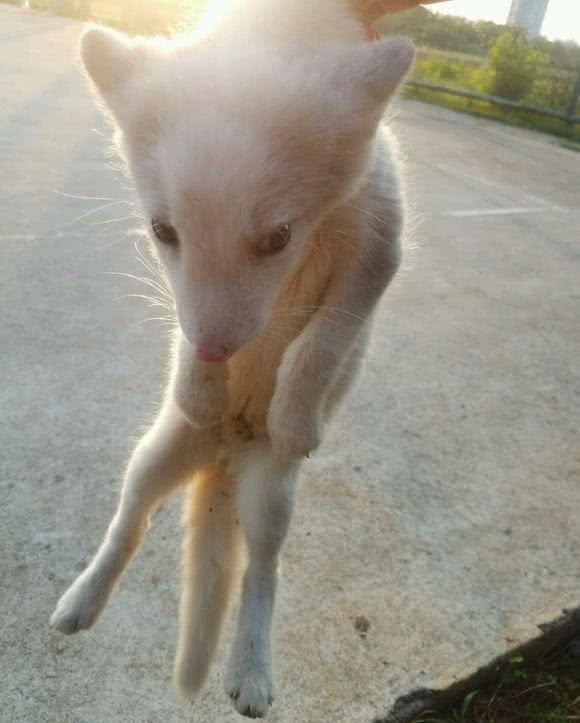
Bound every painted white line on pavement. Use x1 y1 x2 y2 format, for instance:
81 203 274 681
431 161 568 212
440 207 562 218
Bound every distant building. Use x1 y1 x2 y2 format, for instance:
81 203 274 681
507 0 549 37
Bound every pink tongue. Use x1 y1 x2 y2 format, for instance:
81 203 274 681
196 345 228 363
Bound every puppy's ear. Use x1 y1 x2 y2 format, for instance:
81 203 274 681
342 36 415 106
80 26 135 91
80 26 162 109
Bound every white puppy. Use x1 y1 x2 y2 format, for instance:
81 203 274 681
50 0 413 717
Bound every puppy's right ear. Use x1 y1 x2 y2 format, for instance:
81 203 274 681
80 25 162 113
81 26 135 93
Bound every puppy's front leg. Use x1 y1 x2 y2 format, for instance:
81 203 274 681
173 330 230 429
268 220 400 460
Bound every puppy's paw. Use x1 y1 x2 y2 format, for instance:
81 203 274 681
50 572 108 635
174 645 211 699
175 374 229 430
225 660 273 719
267 394 322 460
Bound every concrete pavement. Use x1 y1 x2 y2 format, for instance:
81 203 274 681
1 5 579 722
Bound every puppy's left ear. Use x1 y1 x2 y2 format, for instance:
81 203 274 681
342 36 415 107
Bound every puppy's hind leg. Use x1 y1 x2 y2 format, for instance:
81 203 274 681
225 442 300 719
50 401 216 635
175 465 241 697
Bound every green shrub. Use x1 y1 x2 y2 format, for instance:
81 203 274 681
474 32 547 101
529 69 577 111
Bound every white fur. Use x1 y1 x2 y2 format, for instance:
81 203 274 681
51 0 413 717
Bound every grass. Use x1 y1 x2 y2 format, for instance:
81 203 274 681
559 139 580 152
416 47 486 67
410 641 580 723
414 691 479 723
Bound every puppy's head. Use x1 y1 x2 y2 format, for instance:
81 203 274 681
81 26 413 361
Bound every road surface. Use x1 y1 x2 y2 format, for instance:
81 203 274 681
1 5 579 723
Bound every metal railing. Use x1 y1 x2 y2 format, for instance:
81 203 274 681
405 78 580 126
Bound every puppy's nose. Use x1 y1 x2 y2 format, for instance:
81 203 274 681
195 344 230 363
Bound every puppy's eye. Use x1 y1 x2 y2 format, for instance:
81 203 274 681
151 218 179 247
257 224 291 256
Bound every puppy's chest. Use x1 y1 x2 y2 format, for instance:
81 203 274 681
223 346 281 443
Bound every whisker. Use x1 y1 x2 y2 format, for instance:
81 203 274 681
268 320 304 335
134 251 170 286
345 203 386 225
58 200 134 229
315 305 373 325
121 269 169 296
53 190 133 203
105 271 175 301
116 293 175 313
273 304 373 328
134 243 171 291
257 326 294 347
135 316 177 326
271 308 340 327
135 264 171 299
82 215 137 227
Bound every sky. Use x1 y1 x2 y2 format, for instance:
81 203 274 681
433 0 580 44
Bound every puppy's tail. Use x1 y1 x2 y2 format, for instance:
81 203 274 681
174 464 241 697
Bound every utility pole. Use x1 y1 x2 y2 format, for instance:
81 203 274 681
507 0 549 38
